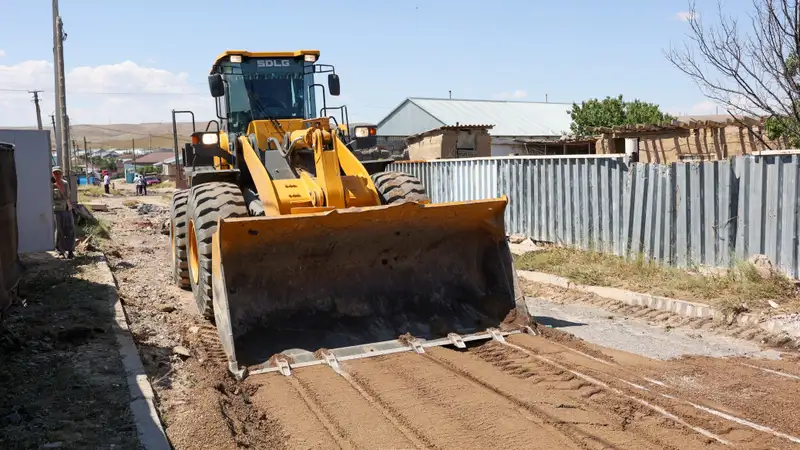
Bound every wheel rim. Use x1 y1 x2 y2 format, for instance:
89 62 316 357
188 219 200 285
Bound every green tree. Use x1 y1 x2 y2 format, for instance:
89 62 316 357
568 95 674 136
136 165 156 175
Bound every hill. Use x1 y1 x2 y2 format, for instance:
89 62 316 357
8 122 208 151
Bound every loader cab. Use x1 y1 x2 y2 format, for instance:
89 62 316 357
208 51 341 136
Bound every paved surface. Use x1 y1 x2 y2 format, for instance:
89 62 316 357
526 297 782 360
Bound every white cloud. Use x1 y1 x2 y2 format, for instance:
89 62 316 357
0 49 5 58
675 11 696 21
492 89 527 100
0 59 212 127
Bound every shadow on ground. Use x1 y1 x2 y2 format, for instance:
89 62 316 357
0 251 174 449
533 316 587 328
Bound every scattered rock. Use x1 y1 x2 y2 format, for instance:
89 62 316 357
188 326 200 334
158 304 176 313
748 254 774 278
768 300 780 309
173 346 191 358
87 203 108 212
2 412 22 425
508 234 526 244
160 219 170 235
136 204 162 216
42 442 63 449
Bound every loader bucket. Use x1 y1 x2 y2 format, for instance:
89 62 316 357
210 197 531 375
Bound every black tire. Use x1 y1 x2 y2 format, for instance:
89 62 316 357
370 171 429 204
186 182 248 318
170 189 190 289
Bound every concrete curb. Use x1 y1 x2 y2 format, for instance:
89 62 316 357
518 270 800 339
94 256 171 450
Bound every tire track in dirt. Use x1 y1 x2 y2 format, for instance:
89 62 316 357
248 373 343 449
518 335 800 440
345 352 598 450
424 345 719 450
507 334 800 449
292 365 424 449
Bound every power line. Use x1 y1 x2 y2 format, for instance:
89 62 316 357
0 87 204 96
76 123 193 140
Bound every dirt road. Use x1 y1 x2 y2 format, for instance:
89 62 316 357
92 191 800 449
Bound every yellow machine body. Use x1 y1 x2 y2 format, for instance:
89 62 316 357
178 49 531 377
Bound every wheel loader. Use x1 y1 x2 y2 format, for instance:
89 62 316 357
168 49 534 379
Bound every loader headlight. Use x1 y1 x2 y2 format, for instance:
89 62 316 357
201 133 219 145
354 127 376 138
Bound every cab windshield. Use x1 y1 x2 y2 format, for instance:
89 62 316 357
221 58 316 132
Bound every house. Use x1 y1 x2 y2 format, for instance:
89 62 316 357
376 97 575 156
404 125 493 160
129 151 174 167
156 155 184 181
593 115 781 163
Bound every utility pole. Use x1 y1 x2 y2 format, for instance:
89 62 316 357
29 90 44 130
132 138 136 172
53 0 73 202
83 136 90 175
51 1 62 171
72 139 78 172
49 115 56 160
148 134 152 152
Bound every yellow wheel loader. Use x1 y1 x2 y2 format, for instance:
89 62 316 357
168 50 534 379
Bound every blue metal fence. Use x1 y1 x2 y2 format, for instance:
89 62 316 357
388 154 800 278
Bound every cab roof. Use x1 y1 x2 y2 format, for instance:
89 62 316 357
211 50 321 73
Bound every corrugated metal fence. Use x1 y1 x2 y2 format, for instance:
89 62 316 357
388 154 800 278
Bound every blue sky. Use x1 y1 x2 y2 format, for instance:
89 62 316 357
0 0 747 126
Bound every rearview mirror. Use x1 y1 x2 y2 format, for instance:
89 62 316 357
328 74 340 96
208 74 224 98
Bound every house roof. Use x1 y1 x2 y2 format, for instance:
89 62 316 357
378 97 574 137
131 151 174 165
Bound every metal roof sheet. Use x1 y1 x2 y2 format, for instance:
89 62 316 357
407 98 573 137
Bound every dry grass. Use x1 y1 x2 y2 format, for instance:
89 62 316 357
514 247 800 314
76 216 111 240
158 181 176 189
77 185 121 203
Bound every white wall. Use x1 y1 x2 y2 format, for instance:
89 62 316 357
490 143 521 157
0 130 55 253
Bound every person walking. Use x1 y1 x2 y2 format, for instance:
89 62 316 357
51 166 75 259
134 173 142 196
103 171 110 194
